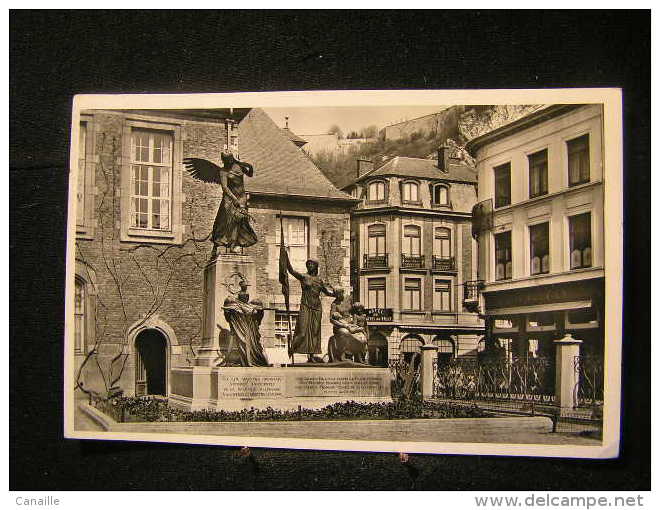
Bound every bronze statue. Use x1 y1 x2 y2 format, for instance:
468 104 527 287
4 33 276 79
183 152 257 260
328 292 368 363
286 259 336 363
221 279 269 367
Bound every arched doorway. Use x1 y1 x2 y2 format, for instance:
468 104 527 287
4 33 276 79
368 332 388 367
135 329 168 396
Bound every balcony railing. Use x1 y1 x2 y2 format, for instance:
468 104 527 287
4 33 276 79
432 255 455 271
364 308 394 322
401 254 425 269
463 280 484 302
363 253 389 269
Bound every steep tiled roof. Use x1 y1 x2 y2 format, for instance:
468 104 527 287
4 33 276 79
281 127 307 147
239 108 355 201
353 156 477 185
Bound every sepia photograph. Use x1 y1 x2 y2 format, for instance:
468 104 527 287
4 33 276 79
63 89 622 458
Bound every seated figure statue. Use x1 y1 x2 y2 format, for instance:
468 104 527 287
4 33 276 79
327 290 368 363
222 280 269 367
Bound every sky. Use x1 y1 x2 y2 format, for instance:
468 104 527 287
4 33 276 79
263 105 450 136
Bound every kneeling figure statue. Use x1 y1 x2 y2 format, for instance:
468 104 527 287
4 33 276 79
327 290 369 363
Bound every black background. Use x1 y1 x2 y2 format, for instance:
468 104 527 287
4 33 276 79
10 10 650 490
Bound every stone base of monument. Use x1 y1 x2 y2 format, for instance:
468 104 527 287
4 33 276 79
169 366 392 412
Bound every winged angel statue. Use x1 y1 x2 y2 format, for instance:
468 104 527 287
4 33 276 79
183 152 258 260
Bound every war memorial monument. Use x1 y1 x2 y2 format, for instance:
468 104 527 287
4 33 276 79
168 151 392 412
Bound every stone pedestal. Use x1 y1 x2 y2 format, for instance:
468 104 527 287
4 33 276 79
420 344 439 400
169 366 392 411
554 333 582 413
194 254 257 367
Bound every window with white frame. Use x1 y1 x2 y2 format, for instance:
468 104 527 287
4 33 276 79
528 149 548 198
433 279 452 311
274 311 298 348
276 216 309 273
402 225 421 256
494 162 511 208
74 277 86 354
367 277 386 309
368 181 386 201
76 117 96 238
403 277 422 310
433 184 449 206
368 224 386 255
567 134 590 186
433 227 451 258
529 222 550 275
130 130 173 231
494 231 512 280
77 123 87 227
569 213 592 269
402 181 419 202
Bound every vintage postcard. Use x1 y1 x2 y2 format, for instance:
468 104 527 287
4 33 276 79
63 89 622 458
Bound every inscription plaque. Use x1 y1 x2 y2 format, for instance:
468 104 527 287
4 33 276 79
293 374 387 397
219 374 285 399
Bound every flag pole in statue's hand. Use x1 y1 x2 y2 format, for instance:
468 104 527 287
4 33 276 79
278 213 294 366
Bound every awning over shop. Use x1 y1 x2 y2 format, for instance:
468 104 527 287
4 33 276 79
487 300 591 317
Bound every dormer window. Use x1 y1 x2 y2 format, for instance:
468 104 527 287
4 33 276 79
350 185 361 199
402 181 419 202
433 184 450 206
368 180 386 202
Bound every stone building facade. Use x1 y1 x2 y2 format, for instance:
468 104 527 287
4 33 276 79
73 107 356 397
342 148 484 366
379 107 462 142
466 104 605 390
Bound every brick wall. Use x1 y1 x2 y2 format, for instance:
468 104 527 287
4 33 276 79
74 110 351 395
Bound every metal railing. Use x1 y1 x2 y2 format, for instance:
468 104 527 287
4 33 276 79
401 254 425 269
365 308 394 321
574 355 604 407
432 256 455 271
463 280 484 302
388 354 420 399
362 253 389 269
433 356 555 403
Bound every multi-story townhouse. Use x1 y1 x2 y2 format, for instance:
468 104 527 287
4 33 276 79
466 104 605 391
342 148 484 367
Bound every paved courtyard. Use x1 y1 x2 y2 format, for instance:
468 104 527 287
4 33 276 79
76 403 600 446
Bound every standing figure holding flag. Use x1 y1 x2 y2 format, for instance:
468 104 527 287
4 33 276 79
278 217 335 363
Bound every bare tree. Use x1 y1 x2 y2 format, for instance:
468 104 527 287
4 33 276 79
328 124 344 139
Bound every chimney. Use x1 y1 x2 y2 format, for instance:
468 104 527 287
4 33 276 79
437 145 451 172
284 116 289 129
356 158 374 178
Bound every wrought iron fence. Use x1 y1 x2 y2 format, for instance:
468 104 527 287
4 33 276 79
433 356 555 404
574 355 604 408
388 354 419 399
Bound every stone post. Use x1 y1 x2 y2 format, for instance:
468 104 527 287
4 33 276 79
420 344 439 400
194 254 256 367
554 333 582 414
